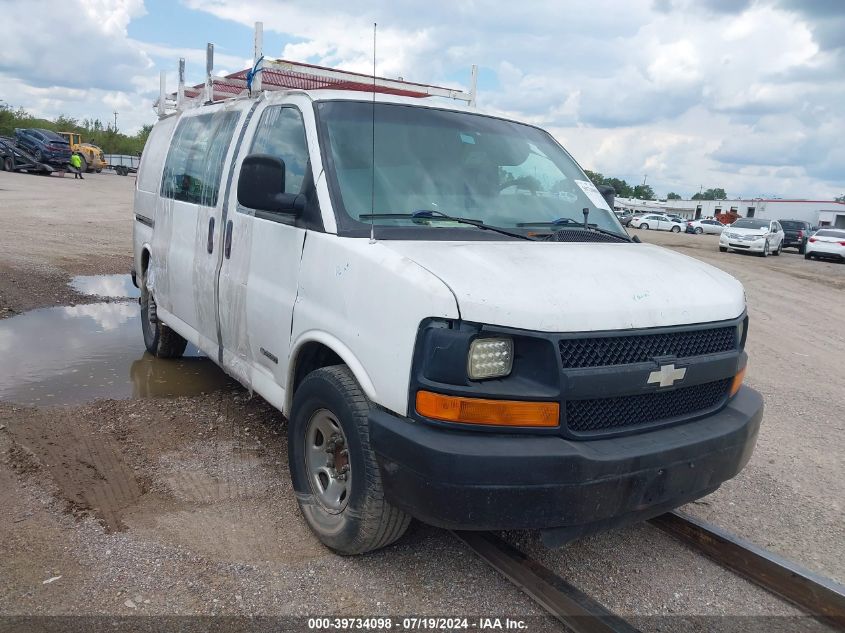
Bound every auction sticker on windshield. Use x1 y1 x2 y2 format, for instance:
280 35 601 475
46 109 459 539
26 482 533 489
574 179 612 211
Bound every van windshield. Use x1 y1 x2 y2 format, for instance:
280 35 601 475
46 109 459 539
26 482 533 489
315 101 625 238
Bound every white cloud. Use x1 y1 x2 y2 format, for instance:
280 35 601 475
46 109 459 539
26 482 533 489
0 0 842 197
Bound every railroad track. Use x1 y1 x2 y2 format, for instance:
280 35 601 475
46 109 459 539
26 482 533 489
453 510 845 632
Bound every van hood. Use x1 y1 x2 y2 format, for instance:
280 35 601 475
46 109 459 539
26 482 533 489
381 241 745 332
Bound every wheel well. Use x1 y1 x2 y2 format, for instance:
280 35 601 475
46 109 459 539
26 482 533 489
292 342 344 393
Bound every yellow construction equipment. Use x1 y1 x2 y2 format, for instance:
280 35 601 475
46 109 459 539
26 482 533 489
58 132 107 173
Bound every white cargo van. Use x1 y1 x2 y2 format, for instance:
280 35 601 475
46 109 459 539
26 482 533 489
133 66 763 554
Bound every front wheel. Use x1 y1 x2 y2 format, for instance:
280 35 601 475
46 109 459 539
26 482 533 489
719 246 728 252
695 227 703 234
773 241 782 256
2 157 12 172
641 223 650 230
34 149 43 162
760 241 770 257
79 156 88 173
140 268 187 358
289 365 410 555
671 225 681 233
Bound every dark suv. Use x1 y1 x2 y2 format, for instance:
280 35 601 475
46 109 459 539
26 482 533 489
779 220 813 254
14 128 71 165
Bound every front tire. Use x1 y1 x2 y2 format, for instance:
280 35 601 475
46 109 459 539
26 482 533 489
719 246 728 252
79 156 88 173
773 241 782 256
695 227 703 234
289 365 410 555
140 268 187 358
641 223 650 230
671 225 681 233
760 241 770 257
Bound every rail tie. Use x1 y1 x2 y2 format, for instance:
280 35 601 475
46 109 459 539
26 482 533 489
650 511 845 628
452 530 642 633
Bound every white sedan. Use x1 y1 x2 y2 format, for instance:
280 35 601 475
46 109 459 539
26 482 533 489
629 214 686 232
688 219 725 235
805 228 845 261
719 218 785 257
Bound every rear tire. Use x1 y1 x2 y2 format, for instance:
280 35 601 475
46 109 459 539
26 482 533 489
719 246 728 252
289 365 410 555
140 267 187 358
34 149 43 162
798 244 805 255
804 252 812 260
79 156 88 173
2 157 12 172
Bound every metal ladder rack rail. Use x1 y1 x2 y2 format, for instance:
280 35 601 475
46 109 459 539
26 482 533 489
155 21 477 117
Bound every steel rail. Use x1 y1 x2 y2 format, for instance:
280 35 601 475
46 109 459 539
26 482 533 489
452 531 642 633
650 510 845 628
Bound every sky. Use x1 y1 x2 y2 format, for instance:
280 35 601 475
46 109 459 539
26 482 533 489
0 0 842 199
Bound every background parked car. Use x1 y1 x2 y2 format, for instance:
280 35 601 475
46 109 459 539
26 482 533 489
615 211 634 226
719 218 785 257
779 219 814 254
804 228 845 261
687 219 726 235
629 213 685 232
13 128 71 165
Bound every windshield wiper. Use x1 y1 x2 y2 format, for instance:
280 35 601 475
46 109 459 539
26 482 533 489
359 210 536 241
516 216 632 242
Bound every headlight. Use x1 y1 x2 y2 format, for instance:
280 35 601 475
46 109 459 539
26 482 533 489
467 337 513 380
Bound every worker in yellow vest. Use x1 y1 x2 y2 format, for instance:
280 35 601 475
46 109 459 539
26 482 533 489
70 152 84 180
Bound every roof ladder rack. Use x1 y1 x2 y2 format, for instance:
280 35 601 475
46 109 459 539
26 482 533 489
155 21 477 117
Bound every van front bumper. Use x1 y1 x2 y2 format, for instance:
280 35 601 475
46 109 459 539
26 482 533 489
369 386 763 545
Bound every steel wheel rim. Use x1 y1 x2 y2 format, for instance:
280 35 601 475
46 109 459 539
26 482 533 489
304 409 350 512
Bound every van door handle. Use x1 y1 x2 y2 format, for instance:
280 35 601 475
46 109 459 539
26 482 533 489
207 217 215 254
224 220 233 259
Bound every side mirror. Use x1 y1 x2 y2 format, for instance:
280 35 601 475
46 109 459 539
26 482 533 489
237 154 306 214
596 184 615 210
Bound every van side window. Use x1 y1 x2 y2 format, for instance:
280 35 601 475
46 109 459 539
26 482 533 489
248 106 309 195
160 110 239 207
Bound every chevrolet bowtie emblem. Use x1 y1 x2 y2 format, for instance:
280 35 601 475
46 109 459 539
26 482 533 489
647 363 686 388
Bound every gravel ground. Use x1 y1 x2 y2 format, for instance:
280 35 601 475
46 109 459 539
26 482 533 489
0 171 132 317
0 172 842 628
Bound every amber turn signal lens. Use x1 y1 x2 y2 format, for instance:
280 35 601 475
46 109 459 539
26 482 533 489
729 365 746 397
415 391 559 427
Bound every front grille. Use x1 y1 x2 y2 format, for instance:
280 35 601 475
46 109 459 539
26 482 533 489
566 379 731 433
558 326 737 369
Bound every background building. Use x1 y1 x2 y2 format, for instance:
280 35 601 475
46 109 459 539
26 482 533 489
615 197 845 228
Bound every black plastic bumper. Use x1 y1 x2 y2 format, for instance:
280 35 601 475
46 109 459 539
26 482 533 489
370 387 763 543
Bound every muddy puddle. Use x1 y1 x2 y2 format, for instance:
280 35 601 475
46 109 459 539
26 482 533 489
0 301 236 406
69 273 141 299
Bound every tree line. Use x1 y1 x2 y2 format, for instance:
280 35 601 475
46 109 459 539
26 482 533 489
584 169 732 202
0 104 152 155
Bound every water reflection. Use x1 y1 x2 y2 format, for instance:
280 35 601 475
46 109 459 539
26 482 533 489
0 303 235 406
69 274 140 299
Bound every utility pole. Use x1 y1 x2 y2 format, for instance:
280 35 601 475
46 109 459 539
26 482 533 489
113 111 118 133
